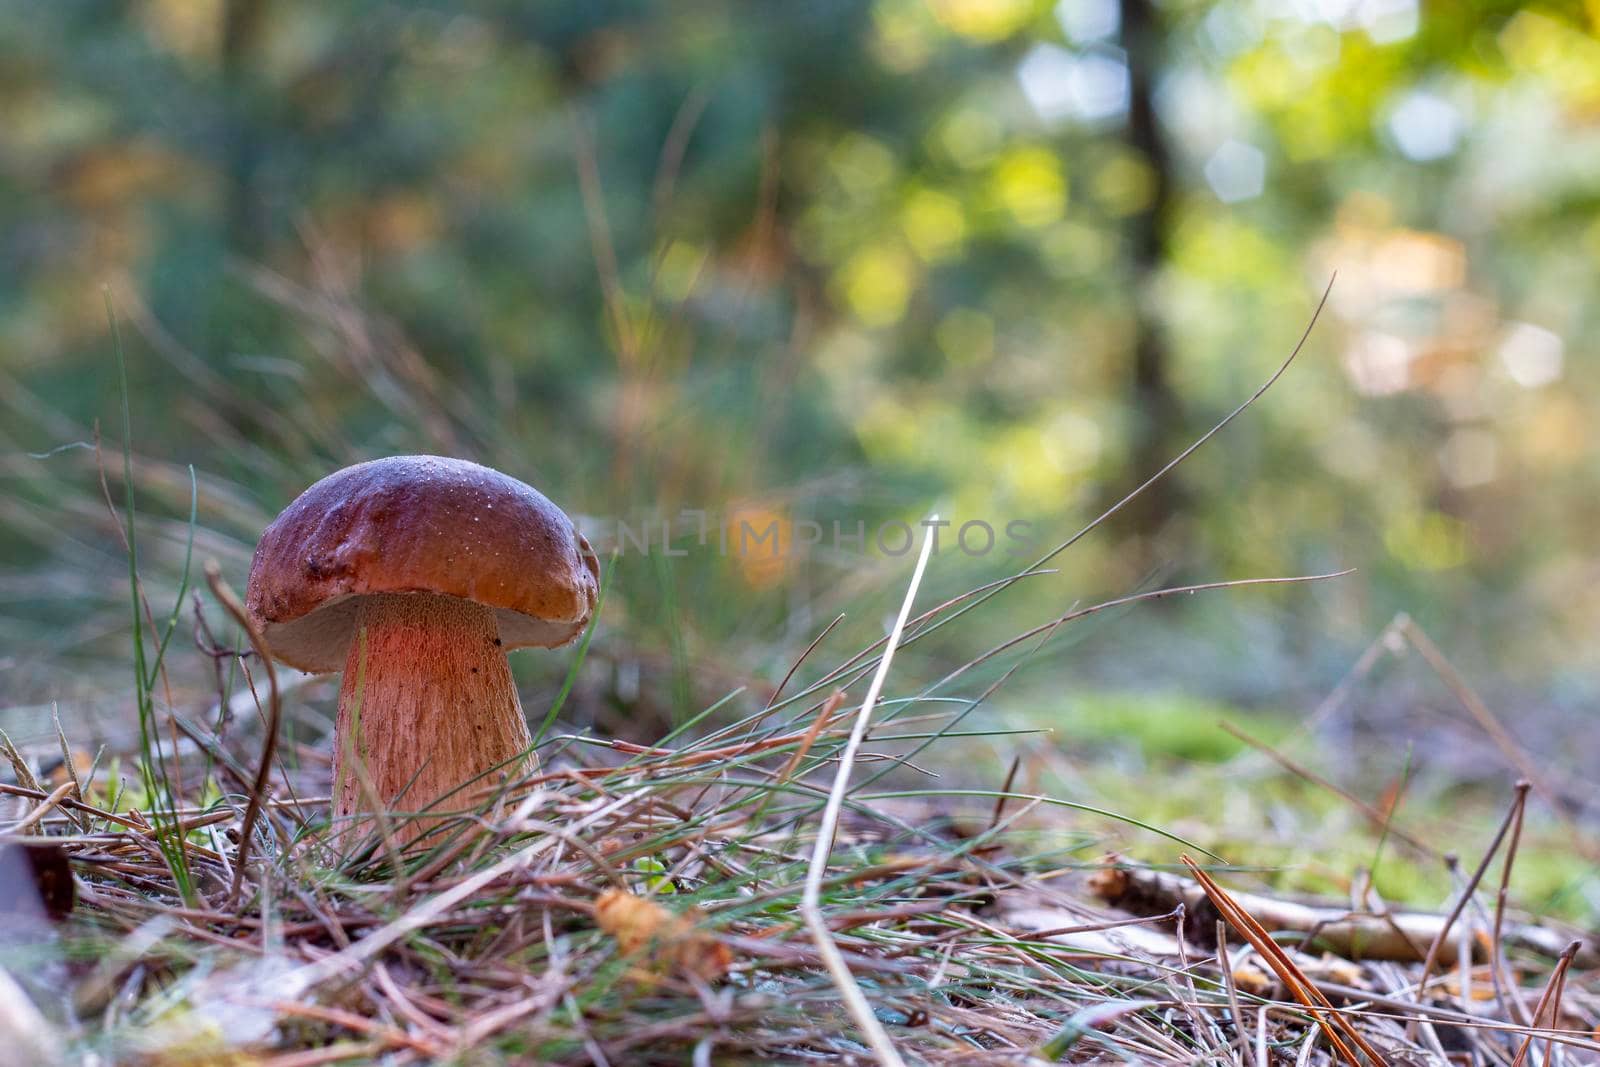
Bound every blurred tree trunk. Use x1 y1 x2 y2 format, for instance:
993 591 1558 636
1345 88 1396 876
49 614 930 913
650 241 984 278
1118 0 1185 548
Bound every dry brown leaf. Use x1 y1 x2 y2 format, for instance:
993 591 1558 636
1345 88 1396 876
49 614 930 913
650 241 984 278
595 888 731 982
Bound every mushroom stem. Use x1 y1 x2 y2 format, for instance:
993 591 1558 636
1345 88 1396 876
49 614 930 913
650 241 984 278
333 592 532 845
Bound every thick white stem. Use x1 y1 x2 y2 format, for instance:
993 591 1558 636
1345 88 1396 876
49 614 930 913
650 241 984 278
334 593 532 844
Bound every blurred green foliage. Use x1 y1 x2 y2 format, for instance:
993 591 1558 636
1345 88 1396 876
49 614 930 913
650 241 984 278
3 0 1600 753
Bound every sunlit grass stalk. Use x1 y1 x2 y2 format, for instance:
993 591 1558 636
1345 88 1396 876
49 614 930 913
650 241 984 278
107 293 195 903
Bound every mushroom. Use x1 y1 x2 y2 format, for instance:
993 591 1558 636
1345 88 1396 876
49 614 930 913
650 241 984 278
245 455 599 844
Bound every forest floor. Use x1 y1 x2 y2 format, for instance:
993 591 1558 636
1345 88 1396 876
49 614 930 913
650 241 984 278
2 561 1597 1067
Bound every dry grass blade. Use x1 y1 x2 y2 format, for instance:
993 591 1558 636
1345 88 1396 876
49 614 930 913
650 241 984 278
800 514 938 1067
50 704 89 833
0 728 44 795
281 792 632 991
773 689 847 787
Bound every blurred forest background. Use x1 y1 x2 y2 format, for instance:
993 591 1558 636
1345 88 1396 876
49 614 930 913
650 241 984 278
3 0 1599 778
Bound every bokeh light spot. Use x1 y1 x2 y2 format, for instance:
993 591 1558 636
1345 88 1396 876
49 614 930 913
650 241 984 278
1387 91 1462 161
929 0 1035 42
990 147 1068 227
1498 322 1564 388
1203 139 1266 203
837 244 918 327
1056 0 1119 44
901 188 968 261
1386 511 1470 571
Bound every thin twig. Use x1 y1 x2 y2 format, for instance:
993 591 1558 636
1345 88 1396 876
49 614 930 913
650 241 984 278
1216 919 1255 1067
1510 940 1581 1067
1406 780 1531 1040
759 614 846 714
1490 773 1535 1026
902 277 1336 651
204 560 282 908
1219 722 1436 857
6 780 78 834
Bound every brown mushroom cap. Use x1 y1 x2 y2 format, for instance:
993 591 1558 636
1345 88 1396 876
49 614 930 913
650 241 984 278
245 455 600 673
